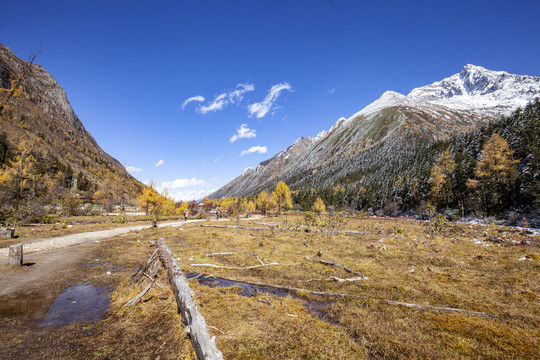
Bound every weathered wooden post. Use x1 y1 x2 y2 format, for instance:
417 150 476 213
8 243 23 266
0 227 15 238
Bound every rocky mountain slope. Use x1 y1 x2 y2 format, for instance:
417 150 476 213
0 43 141 205
211 65 540 198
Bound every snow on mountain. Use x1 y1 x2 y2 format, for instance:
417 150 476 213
408 64 540 115
210 64 540 198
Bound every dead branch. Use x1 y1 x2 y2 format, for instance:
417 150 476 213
306 256 368 278
207 252 237 257
258 298 274 308
131 249 159 284
190 262 279 270
143 272 167 289
329 276 369 282
382 299 495 318
124 283 153 307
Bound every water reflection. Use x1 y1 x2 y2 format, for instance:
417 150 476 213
41 283 110 328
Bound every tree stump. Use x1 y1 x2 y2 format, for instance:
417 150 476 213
8 244 23 266
0 228 15 238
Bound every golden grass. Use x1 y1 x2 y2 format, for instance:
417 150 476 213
154 216 539 359
2 216 538 359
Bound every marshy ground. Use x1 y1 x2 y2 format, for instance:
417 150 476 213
0 214 538 359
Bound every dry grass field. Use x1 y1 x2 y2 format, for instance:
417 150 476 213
1 215 538 359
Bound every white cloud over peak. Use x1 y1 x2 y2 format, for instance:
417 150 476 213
125 165 142 173
198 83 254 114
241 146 268 156
161 178 206 190
155 160 164 167
248 82 292 119
229 123 256 143
169 188 217 202
182 95 205 109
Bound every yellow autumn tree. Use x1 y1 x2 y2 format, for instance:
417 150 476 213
0 147 37 209
312 196 326 217
256 190 270 215
137 180 169 226
273 181 292 215
467 133 519 213
428 150 455 208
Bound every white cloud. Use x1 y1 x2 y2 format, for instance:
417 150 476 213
155 159 165 167
125 165 142 173
161 178 206 190
229 123 256 143
248 82 292 119
182 95 205 109
214 157 221 163
199 83 254 114
327 88 337 94
169 188 217 202
241 146 268 156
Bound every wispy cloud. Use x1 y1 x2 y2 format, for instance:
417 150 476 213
161 178 206 190
248 82 292 119
327 88 337 94
199 83 254 114
125 165 142 173
155 160 165 167
182 95 205 109
229 123 256 143
241 146 268 156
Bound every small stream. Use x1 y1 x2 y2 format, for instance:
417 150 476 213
186 273 338 324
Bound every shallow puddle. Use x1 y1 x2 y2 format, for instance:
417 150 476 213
40 283 110 328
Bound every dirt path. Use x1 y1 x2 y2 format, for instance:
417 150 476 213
0 219 203 258
0 219 207 297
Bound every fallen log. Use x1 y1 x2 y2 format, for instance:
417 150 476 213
157 238 223 360
306 256 368 278
190 262 279 270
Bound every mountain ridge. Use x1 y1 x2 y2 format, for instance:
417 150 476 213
210 64 540 199
0 43 141 210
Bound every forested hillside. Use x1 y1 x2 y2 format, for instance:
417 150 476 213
0 44 141 223
293 100 539 221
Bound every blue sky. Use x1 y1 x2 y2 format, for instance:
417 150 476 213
2 0 540 200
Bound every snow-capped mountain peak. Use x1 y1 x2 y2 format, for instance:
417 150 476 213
355 91 407 117
407 64 540 115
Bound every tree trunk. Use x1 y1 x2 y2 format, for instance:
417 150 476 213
8 244 23 266
156 238 223 360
